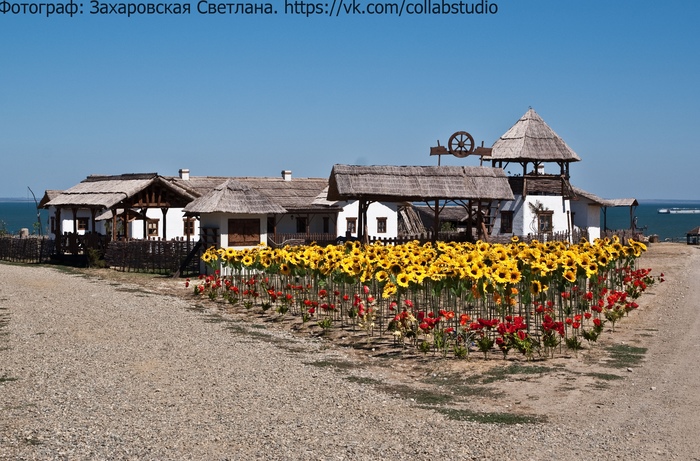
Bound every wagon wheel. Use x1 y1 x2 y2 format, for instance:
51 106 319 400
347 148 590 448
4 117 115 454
448 131 475 158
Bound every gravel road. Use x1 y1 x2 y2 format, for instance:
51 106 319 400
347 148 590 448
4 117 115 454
1 243 699 460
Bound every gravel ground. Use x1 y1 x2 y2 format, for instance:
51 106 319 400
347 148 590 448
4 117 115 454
1 243 699 460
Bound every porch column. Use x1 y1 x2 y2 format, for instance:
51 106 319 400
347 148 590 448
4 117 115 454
71 207 78 234
55 208 62 254
161 207 168 240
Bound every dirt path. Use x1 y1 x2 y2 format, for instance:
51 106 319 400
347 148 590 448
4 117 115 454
587 243 700 458
2 242 699 459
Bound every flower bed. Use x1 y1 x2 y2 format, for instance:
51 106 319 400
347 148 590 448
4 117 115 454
187 236 662 360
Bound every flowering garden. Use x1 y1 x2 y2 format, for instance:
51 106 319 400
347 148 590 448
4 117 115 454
188 236 661 360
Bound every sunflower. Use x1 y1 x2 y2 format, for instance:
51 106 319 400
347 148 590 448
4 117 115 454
375 270 389 283
279 263 292 276
507 268 522 284
396 272 410 288
382 282 398 298
489 263 510 285
563 269 577 283
530 279 544 295
467 263 484 280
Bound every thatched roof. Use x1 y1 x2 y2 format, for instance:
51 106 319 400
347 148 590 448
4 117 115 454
604 198 638 207
491 108 581 162
39 190 63 208
571 186 610 206
169 175 335 212
183 179 286 214
45 174 196 209
327 165 514 202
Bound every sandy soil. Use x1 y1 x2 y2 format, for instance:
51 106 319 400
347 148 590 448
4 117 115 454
3 242 699 459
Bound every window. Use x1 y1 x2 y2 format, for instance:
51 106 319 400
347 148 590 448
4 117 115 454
346 218 357 234
296 217 307 234
50 217 56 234
500 211 513 234
77 217 89 231
228 218 260 246
147 219 159 237
376 217 387 234
183 217 195 237
323 217 330 234
537 211 553 234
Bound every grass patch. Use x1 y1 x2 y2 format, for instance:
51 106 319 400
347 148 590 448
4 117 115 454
585 372 623 381
345 375 383 386
305 359 357 370
0 375 18 383
480 364 555 384
604 344 647 368
431 406 546 424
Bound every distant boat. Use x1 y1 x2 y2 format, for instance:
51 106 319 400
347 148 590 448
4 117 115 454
658 208 700 214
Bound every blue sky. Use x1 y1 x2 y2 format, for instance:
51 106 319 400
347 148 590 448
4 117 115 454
1 0 698 200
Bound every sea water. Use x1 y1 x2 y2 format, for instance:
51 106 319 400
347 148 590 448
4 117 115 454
2 199 699 241
603 200 700 242
0 200 49 234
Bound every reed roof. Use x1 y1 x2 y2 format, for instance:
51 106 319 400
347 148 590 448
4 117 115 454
45 174 196 209
183 179 286 214
170 176 334 212
491 108 581 162
327 165 514 202
604 198 638 207
571 186 610 206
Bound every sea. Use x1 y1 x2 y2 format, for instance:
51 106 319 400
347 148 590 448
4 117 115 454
2 199 700 242
0 199 49 235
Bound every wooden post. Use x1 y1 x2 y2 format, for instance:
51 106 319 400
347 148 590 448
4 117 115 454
161 207 168 240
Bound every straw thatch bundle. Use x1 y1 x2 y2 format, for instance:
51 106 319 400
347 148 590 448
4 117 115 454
327 165 514 202
491 108 581 162
183 179 286 214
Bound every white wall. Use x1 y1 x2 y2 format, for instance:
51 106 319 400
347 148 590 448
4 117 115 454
199 212 267 249
498 195 572 238
336 200 399 239
570 201 602 241
129 207 198 240
275 213 337 235
53 208 106 236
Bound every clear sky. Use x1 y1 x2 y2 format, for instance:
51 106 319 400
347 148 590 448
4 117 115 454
1 0 698 200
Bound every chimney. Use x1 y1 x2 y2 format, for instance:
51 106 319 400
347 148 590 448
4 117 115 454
281 170 292 181
179 168 190 180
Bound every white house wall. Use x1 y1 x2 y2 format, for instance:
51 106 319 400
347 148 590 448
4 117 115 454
129 207 197 240
200 212 267 249
55 208 106 236
275 213 337 235
498 195 572 238
570 201 602 241
336 201 399 239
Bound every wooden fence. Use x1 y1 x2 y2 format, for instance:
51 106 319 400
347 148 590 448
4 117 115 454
104 239 201 276
0 236 54 263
